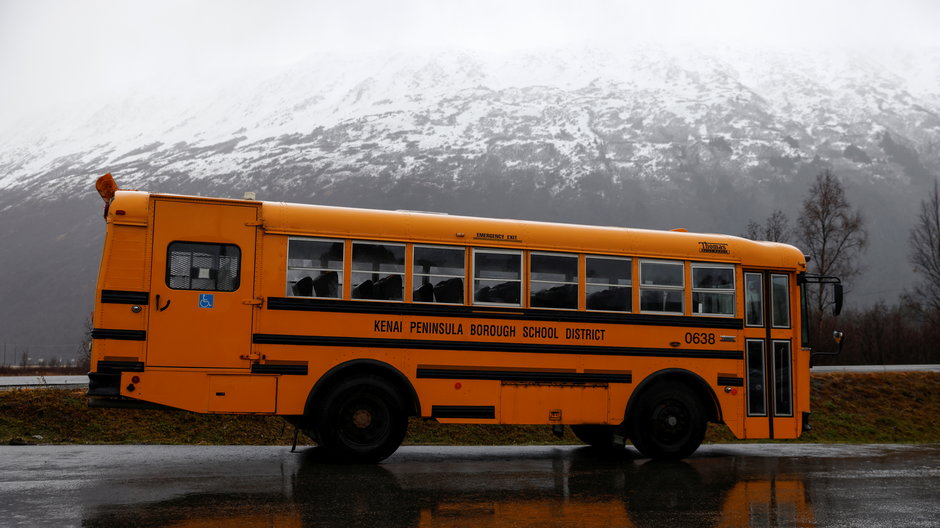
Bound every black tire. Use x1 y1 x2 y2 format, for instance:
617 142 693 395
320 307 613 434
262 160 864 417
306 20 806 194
570 424 620 450
312 375 408 463
629 381 706 461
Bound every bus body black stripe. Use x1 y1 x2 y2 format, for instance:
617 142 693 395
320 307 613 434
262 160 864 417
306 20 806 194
92 328 147 341
417 368 631 384
265 297 743 330
101 290 150 305
431 405 495 419
251 363 309 375
253 333 743 360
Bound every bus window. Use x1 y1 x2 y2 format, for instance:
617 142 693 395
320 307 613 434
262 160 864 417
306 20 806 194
352 241 405 301
771 274 790 328
413 245 465 304
639 260 684 314
530 253 578 309
691 264 735 316
167 242 240 291
585 256 631 312
473 249 522 306
287 238 344 298
745 272 764 326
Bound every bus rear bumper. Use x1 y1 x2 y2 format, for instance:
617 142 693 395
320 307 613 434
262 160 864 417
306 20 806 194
87 372 121 396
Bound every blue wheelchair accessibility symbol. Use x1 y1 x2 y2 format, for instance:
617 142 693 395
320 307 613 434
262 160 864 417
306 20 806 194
198 294 214 308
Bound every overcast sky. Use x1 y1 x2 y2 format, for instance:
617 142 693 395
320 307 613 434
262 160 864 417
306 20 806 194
2 0 939 129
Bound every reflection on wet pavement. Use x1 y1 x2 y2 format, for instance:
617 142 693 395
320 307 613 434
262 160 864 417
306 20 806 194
0 444 937 527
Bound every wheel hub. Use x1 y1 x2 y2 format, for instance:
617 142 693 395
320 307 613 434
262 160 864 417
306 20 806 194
352 409 373 429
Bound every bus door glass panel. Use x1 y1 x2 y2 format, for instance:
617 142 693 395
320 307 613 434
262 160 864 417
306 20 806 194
771 274 790 328
745 272 764 327
746 339 767 416
773 340 793 416
413 246 465 304
473 249 522 306
149 201 257 369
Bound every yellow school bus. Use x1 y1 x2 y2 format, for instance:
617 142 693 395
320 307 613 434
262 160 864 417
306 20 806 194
88 174 842 462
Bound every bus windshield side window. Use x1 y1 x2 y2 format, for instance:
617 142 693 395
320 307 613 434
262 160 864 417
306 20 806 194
691 263 735 316
352 241 405 301
473 249 522 306
413 245 465 304
530 252 578 309
639 260 684 314
585 256 631 312
167 242 240 292
287 238 344 298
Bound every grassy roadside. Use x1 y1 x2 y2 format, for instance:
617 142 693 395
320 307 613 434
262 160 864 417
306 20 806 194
1 372 938 446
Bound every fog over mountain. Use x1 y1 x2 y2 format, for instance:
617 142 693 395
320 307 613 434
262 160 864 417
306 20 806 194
1 44 939 360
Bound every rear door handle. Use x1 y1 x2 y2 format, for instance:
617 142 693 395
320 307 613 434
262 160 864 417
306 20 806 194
155 294 171 312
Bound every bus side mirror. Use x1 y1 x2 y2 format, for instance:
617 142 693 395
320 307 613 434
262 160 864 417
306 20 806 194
832 283 843 316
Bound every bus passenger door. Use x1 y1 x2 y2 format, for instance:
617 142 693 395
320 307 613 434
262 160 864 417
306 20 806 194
147 200 258 369
742 271 796 438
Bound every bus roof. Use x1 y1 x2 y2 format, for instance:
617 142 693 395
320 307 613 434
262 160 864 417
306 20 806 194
108 190 806 271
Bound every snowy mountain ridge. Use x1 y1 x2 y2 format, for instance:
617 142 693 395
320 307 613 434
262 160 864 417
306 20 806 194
3 45 939 200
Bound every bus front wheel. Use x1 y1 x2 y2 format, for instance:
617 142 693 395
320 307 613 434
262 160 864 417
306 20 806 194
313 375 408 463
629 381 706 461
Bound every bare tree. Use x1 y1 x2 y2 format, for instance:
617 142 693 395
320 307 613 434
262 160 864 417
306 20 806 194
909 180 940 310
77 312 93 370
798 169 868 317
745 209 791 243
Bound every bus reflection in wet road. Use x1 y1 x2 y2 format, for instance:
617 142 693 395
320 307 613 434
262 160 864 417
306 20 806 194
2 444 937 527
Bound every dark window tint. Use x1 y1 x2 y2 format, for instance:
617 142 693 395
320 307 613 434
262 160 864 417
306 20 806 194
746 340 766 416
745 273 764 326
530 253 578 309
473 250 521 305
774 341 793 416
586 256 631 312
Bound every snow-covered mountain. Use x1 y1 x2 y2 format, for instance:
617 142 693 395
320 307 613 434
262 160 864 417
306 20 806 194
1 46 938 359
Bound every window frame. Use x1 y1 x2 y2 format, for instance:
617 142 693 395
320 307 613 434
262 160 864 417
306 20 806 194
585 255 633 313
529 251 579 311
412 244 466 305
285 236 345 298
639 259 685 315
472 248 523 307
690 263 736 317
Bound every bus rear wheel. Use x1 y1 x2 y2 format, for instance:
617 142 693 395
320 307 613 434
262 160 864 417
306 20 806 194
570 424 620 450
313 375 408 463
629 381 706 461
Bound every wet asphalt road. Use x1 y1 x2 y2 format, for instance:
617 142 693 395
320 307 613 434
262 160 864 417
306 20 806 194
0 443 938 527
